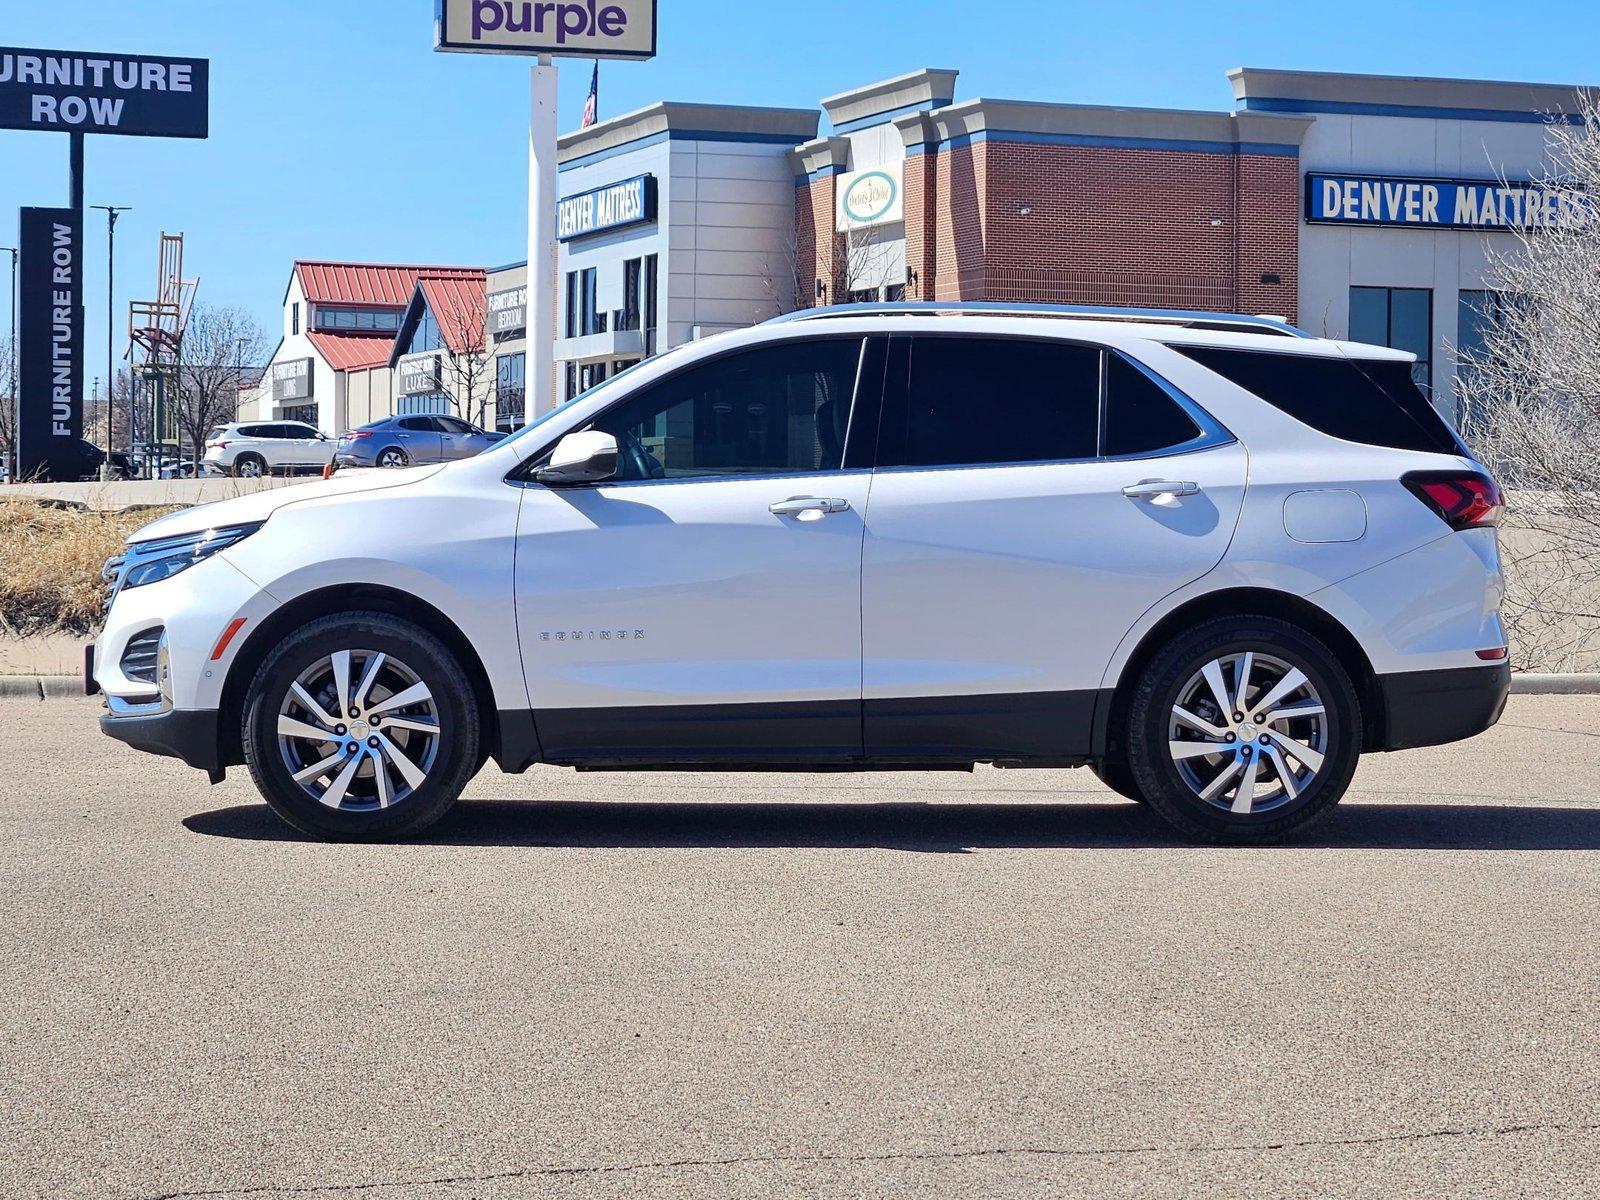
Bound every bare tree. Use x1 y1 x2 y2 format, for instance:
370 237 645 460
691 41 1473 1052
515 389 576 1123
172 304 267 470
82 368 135 458
426 282 498 430
0 334 15 480
1457 91 1600 671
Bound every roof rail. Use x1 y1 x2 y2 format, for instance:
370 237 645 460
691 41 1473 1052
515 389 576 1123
765 301 1311 338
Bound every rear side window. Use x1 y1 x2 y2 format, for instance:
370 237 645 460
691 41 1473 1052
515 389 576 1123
1104 353 1203 457
398 417 436 432
880 336 1100 468
1173 345 1462 454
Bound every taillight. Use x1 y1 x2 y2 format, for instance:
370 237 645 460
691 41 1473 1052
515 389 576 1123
343 430 372 441
213 440 229 451
1402 470 1504 530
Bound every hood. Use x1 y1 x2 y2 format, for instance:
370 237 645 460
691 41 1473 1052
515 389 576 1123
126 465 446 545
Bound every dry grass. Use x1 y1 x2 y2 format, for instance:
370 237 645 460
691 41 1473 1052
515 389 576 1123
0 499 179 636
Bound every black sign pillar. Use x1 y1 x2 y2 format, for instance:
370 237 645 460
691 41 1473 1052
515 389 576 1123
17 206 84 480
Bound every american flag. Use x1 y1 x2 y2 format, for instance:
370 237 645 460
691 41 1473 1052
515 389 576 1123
581 61 599 129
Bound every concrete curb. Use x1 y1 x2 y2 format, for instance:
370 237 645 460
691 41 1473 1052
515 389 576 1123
6 672 1600 701
1511 673 1600 695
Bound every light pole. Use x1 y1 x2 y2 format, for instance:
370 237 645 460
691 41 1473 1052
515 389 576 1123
90 205 132 478
0 244 16 482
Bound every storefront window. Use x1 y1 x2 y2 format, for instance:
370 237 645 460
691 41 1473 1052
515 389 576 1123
496 352 526 430
1350 286 1432 397
1456 290 1513 426
397 393 450 416
644 254 658 356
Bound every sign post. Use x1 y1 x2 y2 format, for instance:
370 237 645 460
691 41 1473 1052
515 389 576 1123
435 1 657 420
17 206 84 481
528 58 558 424
0 45 208 479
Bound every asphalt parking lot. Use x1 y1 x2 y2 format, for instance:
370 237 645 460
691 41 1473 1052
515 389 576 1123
3 694 1598 1199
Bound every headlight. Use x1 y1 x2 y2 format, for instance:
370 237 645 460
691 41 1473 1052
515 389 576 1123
119 523 264 591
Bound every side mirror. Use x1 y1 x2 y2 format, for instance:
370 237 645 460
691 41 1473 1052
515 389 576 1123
536 430 618 486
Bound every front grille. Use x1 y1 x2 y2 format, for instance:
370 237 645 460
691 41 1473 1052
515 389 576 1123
120 627 164 687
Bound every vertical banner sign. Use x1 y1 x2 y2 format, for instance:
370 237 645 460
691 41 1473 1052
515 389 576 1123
18 206 83 481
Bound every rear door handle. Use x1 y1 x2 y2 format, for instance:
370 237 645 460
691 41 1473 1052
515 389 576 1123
1122 479 1199 500
770 496 850 516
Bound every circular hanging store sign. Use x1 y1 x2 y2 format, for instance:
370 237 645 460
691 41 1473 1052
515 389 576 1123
841 170 901 227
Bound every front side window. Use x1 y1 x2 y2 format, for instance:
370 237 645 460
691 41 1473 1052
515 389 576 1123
879 336 1100 468
589 338 865 482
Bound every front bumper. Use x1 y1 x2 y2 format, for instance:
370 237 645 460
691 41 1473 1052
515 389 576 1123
99 707 223 774
1376 663 1511 751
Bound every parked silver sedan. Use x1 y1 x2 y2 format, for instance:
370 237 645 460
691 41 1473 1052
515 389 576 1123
334 414 506 469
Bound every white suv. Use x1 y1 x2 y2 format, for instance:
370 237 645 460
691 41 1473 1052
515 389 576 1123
202 421 336 477
93 305 1509 843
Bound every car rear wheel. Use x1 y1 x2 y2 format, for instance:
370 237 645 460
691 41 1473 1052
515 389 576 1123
1124 615 1360 843
233 453 266 478
377 447 408 468
241 613 479 840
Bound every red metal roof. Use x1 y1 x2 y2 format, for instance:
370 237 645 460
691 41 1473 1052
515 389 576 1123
307 331 397 372
294 260 482 308
417 272 488 354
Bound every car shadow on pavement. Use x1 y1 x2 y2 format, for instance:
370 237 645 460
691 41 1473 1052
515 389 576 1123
183 799 1600 852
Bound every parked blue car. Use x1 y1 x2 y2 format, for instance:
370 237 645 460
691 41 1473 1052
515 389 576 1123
335 414 506 469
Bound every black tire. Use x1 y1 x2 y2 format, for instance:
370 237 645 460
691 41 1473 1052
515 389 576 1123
232 453 266 478
1125 615 1360 844
376 447 409 468
241 612 479 841
1092 759 1143 804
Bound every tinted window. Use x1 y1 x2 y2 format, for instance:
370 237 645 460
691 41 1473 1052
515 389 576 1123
591 338 863 482
238 425 267 438
398 417 436 432
437 416 474 435
1173 345 1462 455
1104 353 1203 456
284 424 318 439
881 336 1100 468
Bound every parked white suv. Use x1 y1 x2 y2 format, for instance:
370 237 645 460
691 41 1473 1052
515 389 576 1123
202 421 336 477
93 304 1509 843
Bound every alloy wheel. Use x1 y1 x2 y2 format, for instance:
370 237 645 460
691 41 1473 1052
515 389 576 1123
378 450 406 468
276 649 441 811
1167 651 1328 816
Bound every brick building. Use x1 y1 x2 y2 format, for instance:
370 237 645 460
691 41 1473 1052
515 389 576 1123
795 71 1306 323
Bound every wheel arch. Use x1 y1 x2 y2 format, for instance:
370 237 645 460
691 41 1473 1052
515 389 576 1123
217 583 500 770
1095 587 1385 762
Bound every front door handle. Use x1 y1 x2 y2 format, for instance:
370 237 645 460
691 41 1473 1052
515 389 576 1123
769 496 850 517
1122 479 1199 500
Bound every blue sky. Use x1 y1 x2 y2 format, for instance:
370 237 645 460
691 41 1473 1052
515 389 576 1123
4 0 1599 384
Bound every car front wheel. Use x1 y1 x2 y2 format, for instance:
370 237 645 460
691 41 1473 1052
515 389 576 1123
241 613 480 840
1124 615 1360 843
